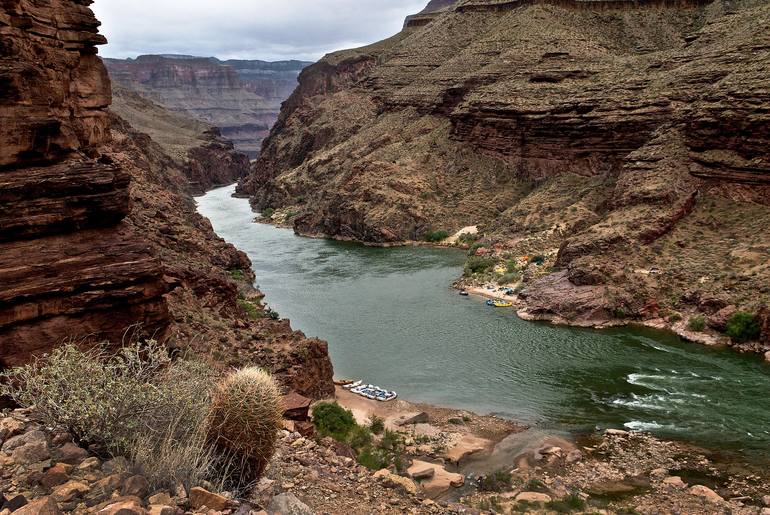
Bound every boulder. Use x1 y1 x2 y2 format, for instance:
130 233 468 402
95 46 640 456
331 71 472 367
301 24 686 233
688 485 724 502
515 492 552 503
663 476 686 489
395 412 430 426
147 493 173 507
97 499 148 515
765 351 770 363
147 506 175 515
374 470 419 495
444 435 491 464
51 480 90 502
406 460 464 498
122 475 150 499
189 488 231 511
565 450 583 464
605 429 629 437
4 495 28 511
12 497 62 515
55 443 88 465
0 418 25 442
707 305 737 331
266 493 313 515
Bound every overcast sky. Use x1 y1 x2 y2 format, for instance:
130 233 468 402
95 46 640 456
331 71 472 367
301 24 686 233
93 0 427 62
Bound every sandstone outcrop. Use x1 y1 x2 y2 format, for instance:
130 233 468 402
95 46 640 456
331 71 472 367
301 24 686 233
104 56 310 157
241 0 770 335
0 0 170 365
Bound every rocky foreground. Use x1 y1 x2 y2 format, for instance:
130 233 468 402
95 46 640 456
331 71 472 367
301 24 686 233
239 0 770 347
3 401 770 515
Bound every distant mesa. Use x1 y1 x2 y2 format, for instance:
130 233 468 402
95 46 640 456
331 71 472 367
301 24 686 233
103 55 312 158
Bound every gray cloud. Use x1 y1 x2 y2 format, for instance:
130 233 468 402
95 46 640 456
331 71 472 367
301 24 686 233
92 0 427 62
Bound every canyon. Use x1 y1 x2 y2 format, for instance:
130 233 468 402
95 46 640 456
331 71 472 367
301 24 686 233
104 55 310 158
240 0 770 349
0 0 332 398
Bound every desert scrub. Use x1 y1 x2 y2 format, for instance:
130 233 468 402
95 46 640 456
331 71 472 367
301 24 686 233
464 256 495 276
457 232 480 245
688 315 706 332
368 414 385 435
229 269 246 281
312 402 357 440
424 229 450 242
260 207 275 220
479 469 513 492
497 272 520 285
207 367 283 490
725 311 761 342
0 342 218 490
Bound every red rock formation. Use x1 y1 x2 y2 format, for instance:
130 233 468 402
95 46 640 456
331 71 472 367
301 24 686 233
241 0 770 335
0 0 169 366
0 0 335 397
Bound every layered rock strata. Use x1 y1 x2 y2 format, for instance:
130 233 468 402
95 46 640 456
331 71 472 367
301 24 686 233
0 0 169 365
0 0 333 397
104 56 310 157
240 0 770 339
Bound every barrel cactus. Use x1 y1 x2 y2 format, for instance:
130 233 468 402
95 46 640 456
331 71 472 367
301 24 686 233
207 367 284 488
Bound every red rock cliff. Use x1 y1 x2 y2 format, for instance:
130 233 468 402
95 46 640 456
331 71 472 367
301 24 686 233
0 0 169 366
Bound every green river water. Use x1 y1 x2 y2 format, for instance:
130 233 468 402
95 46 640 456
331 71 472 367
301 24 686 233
197 185 770 459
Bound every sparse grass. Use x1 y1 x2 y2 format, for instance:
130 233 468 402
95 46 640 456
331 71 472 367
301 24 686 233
687 315 706 332
229 269 246 281
479 469 513 492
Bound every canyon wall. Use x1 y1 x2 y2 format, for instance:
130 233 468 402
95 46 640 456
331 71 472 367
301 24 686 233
0 0 333 397
241 0 770 341
104 56 310 158
0 0 169 366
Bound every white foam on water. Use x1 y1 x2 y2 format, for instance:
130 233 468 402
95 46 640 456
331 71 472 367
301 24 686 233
624 420 677 431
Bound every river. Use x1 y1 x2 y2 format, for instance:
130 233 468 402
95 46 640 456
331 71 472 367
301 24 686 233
197 185 770 459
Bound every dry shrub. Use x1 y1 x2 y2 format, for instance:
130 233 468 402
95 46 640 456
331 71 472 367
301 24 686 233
1 341 218 490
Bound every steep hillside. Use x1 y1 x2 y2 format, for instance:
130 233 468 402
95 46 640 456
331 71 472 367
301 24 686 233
240 0 770 349
104 55 310 157
110 86 250 193
0 0 333 398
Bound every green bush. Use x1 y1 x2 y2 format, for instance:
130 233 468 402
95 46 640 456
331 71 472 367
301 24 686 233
261 208 275 220
229 269 246 281
238 299 260 320
688 315 706 332
312 402 356 440
457 232 480 245
0 342 218 491
348 425 374 450
464 256 495 276
725 311 761 342
468 242 486 256
545 494 586 513
424 229 450 242
357 446 388 470
531 255 546 265
497 272 520 285
479 469 513 492
368 415 385 435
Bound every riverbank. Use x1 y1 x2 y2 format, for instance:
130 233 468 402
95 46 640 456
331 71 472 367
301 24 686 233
328 386 770 513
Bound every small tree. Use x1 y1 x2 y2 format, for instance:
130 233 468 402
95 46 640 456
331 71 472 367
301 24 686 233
725 311 760 342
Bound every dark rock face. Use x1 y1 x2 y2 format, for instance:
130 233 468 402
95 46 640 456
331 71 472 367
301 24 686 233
0 0 170 365
104 56 310 158
186 129 251 194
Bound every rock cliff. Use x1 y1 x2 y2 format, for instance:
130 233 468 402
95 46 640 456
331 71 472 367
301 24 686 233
0 0 333 398
104 56 310 157
241 0 770 342
0 0 169 366
110 86 250 193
